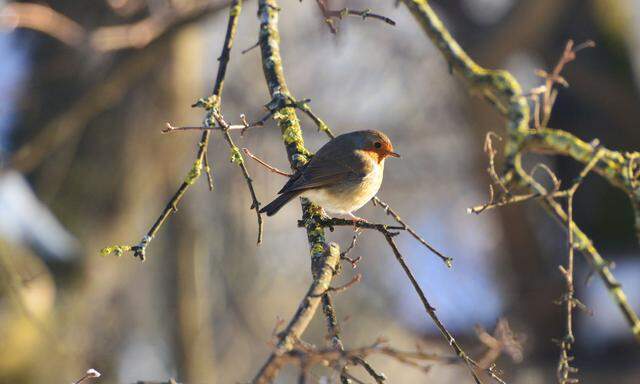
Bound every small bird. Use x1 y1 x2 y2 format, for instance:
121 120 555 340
260 130 399 219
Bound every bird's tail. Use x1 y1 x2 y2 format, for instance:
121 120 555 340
260 191 300 216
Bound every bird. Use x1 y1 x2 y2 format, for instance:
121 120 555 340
260 130 399 219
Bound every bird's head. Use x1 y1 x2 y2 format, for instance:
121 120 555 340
355 130 400 163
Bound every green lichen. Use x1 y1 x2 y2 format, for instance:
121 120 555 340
310 243 325 257
185 158 203 185
229 146 243 165
230 1 241 17
282 125 303 145
192 95 217 110
100 245 132 257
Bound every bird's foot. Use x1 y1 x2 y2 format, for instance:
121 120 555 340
347 212 368 224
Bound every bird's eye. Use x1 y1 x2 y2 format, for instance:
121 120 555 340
374 142 382 149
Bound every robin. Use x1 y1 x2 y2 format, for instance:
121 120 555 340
260 130 400 219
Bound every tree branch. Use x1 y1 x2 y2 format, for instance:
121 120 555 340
252 243 341 383
101 0 248 260
399 0 640 342
254 1 342 383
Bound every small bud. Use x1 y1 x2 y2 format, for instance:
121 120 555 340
86 369 101 378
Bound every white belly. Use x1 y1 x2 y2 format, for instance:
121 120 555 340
301 161 384 214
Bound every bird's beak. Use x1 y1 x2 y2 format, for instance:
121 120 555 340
387 151 401 158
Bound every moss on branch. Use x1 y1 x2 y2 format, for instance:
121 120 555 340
400 0 640 341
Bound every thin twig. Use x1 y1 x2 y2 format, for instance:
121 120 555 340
537 40 595 127
161 119 265 133
284 95 336 138
313 0 396 34
323 274 362 295
340 229 362 267
372 197 453 267
207 108 264 243
243 148 293 177
556 148 602 384
203 151 214 191
101 0 244 260
382 233 500 384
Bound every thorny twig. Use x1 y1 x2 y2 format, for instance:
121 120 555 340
208 108 264 244
312 0 396 34
72 369 101 384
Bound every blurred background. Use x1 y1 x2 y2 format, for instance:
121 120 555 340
0 0 639 383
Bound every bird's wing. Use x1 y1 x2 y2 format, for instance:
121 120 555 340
278 148 372 194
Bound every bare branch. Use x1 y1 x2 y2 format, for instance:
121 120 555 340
243 148 294 177
252 243 341 383
313 0 396 34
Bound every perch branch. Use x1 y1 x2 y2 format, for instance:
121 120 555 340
254 2 346 383
208 107 264 244
243 148 294 177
